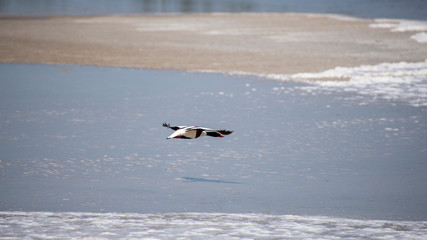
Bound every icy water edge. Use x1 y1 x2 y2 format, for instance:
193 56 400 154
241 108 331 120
0 63 426 239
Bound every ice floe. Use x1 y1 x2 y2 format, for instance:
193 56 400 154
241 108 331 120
369 19 427 43
1 211 426 240
411 32 427 43
266 60 427 107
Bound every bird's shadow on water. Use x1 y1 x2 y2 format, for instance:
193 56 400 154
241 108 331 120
179 177 242 184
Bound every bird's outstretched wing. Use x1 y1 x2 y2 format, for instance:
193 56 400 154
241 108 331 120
185 126 233 135
163 123 233 138
203 129 233 138
187 126 214 131
162 122 181 131
217 130 233 135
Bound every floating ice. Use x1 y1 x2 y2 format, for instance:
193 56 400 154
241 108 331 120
411 32 427 43
370 19 427 32
369 19 427 43
1 211 426 240
266 60 427 107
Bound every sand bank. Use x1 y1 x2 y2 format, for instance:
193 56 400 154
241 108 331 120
0 13 426 75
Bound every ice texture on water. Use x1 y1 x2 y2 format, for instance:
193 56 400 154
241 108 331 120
369 19 427 43
369 19 427 32
411 32 427 43
266 60 427 107
1 211 427 240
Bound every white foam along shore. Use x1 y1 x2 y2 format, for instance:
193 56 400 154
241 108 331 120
264 59 427 107
275 18 427 107
195 17 427 107
1 211 427 239
369 18 427 43
263 18 427 107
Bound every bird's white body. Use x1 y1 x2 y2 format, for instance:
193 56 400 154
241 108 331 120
163 123 233 139
167 127 207 139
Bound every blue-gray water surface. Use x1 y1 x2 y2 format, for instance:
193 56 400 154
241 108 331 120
0 63 426 221
0 0 426 20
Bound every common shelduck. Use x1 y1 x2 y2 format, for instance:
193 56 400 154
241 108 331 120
163 123 233 139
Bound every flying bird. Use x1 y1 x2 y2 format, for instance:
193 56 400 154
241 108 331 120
163 122 233 139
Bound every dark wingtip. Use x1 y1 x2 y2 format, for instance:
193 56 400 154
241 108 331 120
218 130 233 135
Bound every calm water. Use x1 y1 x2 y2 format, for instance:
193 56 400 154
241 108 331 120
1 63 426 221
1 1 427 237
0 0 426 19
1 63 427 239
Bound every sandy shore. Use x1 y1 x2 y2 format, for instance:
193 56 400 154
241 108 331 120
0 13 426 75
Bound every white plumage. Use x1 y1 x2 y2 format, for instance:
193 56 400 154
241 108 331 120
163 123 233 139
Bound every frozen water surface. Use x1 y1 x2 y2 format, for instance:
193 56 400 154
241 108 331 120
266 60 427 107
0 63 426 238
1 212 426 240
